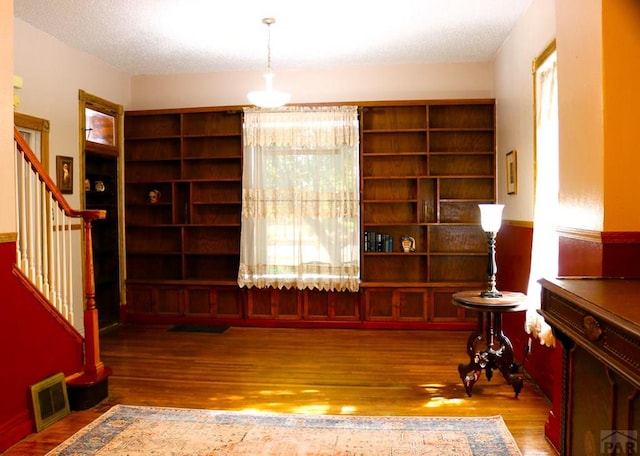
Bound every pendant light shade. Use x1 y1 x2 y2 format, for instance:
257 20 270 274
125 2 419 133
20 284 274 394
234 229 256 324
247 18 291 108
247 74 291 108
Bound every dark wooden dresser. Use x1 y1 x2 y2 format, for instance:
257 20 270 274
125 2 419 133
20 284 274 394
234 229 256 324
539 278 640 456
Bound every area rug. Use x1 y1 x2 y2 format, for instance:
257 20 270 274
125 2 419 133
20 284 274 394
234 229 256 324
46 405 522 455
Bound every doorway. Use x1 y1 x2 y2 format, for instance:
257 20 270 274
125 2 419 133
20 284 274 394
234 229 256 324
14 112 49 165
79 90 124 328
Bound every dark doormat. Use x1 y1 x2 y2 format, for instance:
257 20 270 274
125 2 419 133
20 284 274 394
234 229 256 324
168 325 230 334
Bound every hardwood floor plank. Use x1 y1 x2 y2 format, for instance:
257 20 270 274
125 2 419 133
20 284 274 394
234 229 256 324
4 326 557 455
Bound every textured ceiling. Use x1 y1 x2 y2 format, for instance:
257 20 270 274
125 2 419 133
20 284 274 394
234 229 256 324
14 0 532 76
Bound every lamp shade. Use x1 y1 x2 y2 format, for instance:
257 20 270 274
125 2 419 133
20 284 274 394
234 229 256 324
247 74 291 108
478 204 504 232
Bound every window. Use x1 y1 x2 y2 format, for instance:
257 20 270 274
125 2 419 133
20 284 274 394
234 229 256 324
85 107 116 146
525 41 558 347
237 106 360 292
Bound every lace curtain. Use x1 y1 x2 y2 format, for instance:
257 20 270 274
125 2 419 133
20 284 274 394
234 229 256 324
525 49 558 348
238 106 360 292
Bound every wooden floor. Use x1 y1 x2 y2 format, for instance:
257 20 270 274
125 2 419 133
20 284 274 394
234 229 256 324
5 325 557 455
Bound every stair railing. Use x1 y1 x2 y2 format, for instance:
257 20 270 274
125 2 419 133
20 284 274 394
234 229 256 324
14 126 108 378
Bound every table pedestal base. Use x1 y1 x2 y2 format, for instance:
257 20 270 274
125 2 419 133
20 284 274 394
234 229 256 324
453 291 527 398
457 313 523 397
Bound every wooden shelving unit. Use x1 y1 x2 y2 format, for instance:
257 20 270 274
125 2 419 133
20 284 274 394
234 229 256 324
359 100 495 324
123 100 496 328
124 107 244 320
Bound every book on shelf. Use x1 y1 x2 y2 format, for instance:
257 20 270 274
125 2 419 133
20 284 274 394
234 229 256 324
363 231 394 252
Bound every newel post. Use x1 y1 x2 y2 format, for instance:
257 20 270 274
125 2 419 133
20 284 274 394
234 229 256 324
82 217 105 375
67 209 111 410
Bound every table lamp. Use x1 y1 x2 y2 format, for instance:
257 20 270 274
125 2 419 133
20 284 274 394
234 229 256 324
479 204 505 298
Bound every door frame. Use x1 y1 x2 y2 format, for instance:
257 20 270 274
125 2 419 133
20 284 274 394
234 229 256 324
78 89 126 324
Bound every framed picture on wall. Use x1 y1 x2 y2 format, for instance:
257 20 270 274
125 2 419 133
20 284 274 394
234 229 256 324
56 155 73 194
506 150 517 195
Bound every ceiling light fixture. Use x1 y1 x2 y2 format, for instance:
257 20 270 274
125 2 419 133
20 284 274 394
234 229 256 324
247 17 291 108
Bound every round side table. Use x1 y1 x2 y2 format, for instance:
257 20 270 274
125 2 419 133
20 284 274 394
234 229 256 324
452 290 527 397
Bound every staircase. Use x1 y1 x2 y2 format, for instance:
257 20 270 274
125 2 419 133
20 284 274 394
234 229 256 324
13 126 111 409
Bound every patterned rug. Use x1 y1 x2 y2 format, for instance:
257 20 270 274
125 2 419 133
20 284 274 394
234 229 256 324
47 405 522 455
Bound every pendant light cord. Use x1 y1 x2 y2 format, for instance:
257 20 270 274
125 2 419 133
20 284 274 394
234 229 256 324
263 17 275 76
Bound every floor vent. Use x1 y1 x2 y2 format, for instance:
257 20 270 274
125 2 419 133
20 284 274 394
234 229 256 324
30 372 70 432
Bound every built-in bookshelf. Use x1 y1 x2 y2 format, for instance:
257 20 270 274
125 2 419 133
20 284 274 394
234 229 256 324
359 100 495 324
123 100 496 328
123 107 244 320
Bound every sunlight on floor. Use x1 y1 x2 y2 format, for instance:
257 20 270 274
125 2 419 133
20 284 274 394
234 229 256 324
290 404 331 414
419 383 465 408
423 397 464 408
239 404 347 415
233 388 360 415
215 395 245 401
259 389 296 396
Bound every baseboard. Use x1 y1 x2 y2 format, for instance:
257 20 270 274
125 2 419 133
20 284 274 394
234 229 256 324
0 411 33 453
544 410 561 453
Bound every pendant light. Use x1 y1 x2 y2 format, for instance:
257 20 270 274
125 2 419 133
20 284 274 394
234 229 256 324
247 17 291 108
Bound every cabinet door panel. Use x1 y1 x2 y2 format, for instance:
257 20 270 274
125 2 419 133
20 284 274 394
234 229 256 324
398 290 427 321
156 287 183 315
365 289 394 320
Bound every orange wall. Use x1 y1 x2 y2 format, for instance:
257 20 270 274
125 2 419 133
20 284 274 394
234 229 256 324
555 0 640 232
602 0 640 231
556 0 605 232
0 1 15 235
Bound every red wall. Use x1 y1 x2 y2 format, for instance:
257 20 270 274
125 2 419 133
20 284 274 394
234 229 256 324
498 223 562 449
502 227 640 400
495 223 556 397
560 231 640 278
0 241 84 452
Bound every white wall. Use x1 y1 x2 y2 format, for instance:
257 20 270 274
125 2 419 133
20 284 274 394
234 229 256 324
14 18 131 196
131 62 494 110
493 0 556 223
13 18 131 330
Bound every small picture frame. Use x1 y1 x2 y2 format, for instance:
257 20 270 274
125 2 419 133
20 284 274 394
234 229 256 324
506 150 517 195
56 155 73 194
